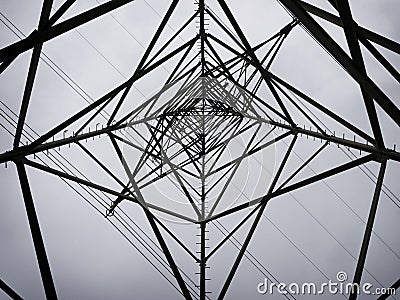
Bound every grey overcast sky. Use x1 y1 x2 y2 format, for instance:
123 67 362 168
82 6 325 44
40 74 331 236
0 0 399 299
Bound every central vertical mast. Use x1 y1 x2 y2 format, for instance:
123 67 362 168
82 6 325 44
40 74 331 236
199 0 206 75
198 1 208 297
199 77 207 300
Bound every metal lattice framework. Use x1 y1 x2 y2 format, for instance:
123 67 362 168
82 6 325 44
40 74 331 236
0 0 399 299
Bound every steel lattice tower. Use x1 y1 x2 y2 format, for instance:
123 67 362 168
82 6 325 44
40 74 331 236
0 0 399 299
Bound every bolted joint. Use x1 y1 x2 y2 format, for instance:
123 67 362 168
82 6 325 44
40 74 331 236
375 152 389 164
280 19 299 35
290 126 300 136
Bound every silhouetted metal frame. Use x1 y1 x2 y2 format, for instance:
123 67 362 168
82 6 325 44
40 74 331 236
15 162 58 299
217 134 298 299
0 0 399 299
350 160 386 300
278 0 400 128
109 134 194 299
0 278 23 300
327 0 384 149
14 0 53 148
377 278 400 300
299 1 400 54
0 0 136 62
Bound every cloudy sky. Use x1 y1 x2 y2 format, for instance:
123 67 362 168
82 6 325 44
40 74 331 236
0 0 399 299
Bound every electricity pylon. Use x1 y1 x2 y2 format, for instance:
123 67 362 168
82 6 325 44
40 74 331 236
0 0 399 299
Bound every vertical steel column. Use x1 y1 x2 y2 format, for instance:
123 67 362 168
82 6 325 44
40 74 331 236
16 162 58 299
350 160 387 300
199 222 206 300
199 0 206 75
199 77 207 299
